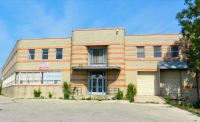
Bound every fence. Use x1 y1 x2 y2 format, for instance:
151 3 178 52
106 88 119 95
70 87 82 95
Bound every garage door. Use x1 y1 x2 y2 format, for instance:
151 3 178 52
160 70 181 94
137 72 157 95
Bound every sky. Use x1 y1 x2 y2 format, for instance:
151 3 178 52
0 0 186 74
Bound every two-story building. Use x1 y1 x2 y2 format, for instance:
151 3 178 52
1 28 198 102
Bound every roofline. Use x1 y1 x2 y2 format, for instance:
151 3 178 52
2 40 19 72
19 37 71 40
72 27 124 32
126 33 182 36
2 37 72 72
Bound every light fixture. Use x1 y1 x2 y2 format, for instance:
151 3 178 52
116 29 118 35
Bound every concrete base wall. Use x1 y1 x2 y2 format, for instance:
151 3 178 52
2 85 63 98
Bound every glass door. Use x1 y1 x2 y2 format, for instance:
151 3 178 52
88 71 106 95
90 77 105 95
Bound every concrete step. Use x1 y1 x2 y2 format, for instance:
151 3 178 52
135 95 165 104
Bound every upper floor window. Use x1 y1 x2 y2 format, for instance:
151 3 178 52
89 47 107 66
28 49 35 60
137 46 145 58
56 48 62 59
42 49 48 59
153 46 162 58
170 46 179 58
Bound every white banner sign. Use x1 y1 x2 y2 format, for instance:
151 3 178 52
39 62 49 70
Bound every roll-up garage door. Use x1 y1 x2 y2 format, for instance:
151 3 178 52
160 70 181 94
137 72 157 95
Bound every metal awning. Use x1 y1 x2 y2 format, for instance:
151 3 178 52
158 61 189 69
72 66 120 70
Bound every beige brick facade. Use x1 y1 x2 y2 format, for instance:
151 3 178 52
1 28 198 102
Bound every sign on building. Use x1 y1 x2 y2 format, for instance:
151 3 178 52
39 62 49 70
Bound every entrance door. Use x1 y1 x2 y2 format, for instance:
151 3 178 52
92 78 104 94
89 71 106 95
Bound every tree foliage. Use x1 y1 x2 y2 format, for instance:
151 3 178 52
176 0 200 71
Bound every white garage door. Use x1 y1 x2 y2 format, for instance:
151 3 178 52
160 70 181 94
137 72 157 95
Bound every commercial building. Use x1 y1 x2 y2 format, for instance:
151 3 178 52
1 28 197 102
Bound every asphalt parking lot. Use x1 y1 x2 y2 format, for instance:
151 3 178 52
0 96 200 122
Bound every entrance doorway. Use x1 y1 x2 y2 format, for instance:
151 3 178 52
88 71 106 95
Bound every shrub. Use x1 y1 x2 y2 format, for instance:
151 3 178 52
40 96 44 99
58 97 63 99
112 97 116 100
115 89 123 100
126 83 137 102
63 82 70 99
164 94 170 104
81 97 85 100
64 92 70 100
72 86 77 95
48 92 52 98
86 97 91 100
34 88 42 97
71 95 76 100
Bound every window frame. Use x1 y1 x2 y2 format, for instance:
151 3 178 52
88 46 107 66
42 49 49 60
28 49 35 60
56 48 63 59
136 46 145 58
153 46 162 58
170 46 179 58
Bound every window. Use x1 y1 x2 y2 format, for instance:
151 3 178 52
56 48 62 59
42 71 61 84
18 71 61 85
42 49 48 59
154 46 162 58
137 46 145 58
89 47 107 66
28 49 35 60
170 46 179 58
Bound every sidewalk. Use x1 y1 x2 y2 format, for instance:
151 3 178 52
135 95 165 104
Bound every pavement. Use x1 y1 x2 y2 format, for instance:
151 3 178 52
135 95 166 104
0 95 200 122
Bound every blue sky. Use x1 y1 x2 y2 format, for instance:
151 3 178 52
0 0 185 74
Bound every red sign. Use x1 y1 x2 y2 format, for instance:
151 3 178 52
39 62 49 70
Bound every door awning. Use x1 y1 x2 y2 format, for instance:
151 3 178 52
158 61 189 69
72 66 120 70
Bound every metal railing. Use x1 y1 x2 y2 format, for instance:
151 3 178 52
106 88 119 95
160 90 190 104
70 87 82 95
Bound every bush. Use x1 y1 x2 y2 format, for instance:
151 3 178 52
126 83 137 102
164 94 170 104
48 92 52 98
58 97 63 99
86 97 92 100
34 88 42 97
115 89 123 100
81 97 85 100
63 82 70 99
64 93 70 99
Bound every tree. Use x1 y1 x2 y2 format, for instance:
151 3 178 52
176 0 200 105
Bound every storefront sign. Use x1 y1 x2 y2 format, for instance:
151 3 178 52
39 62 49 70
